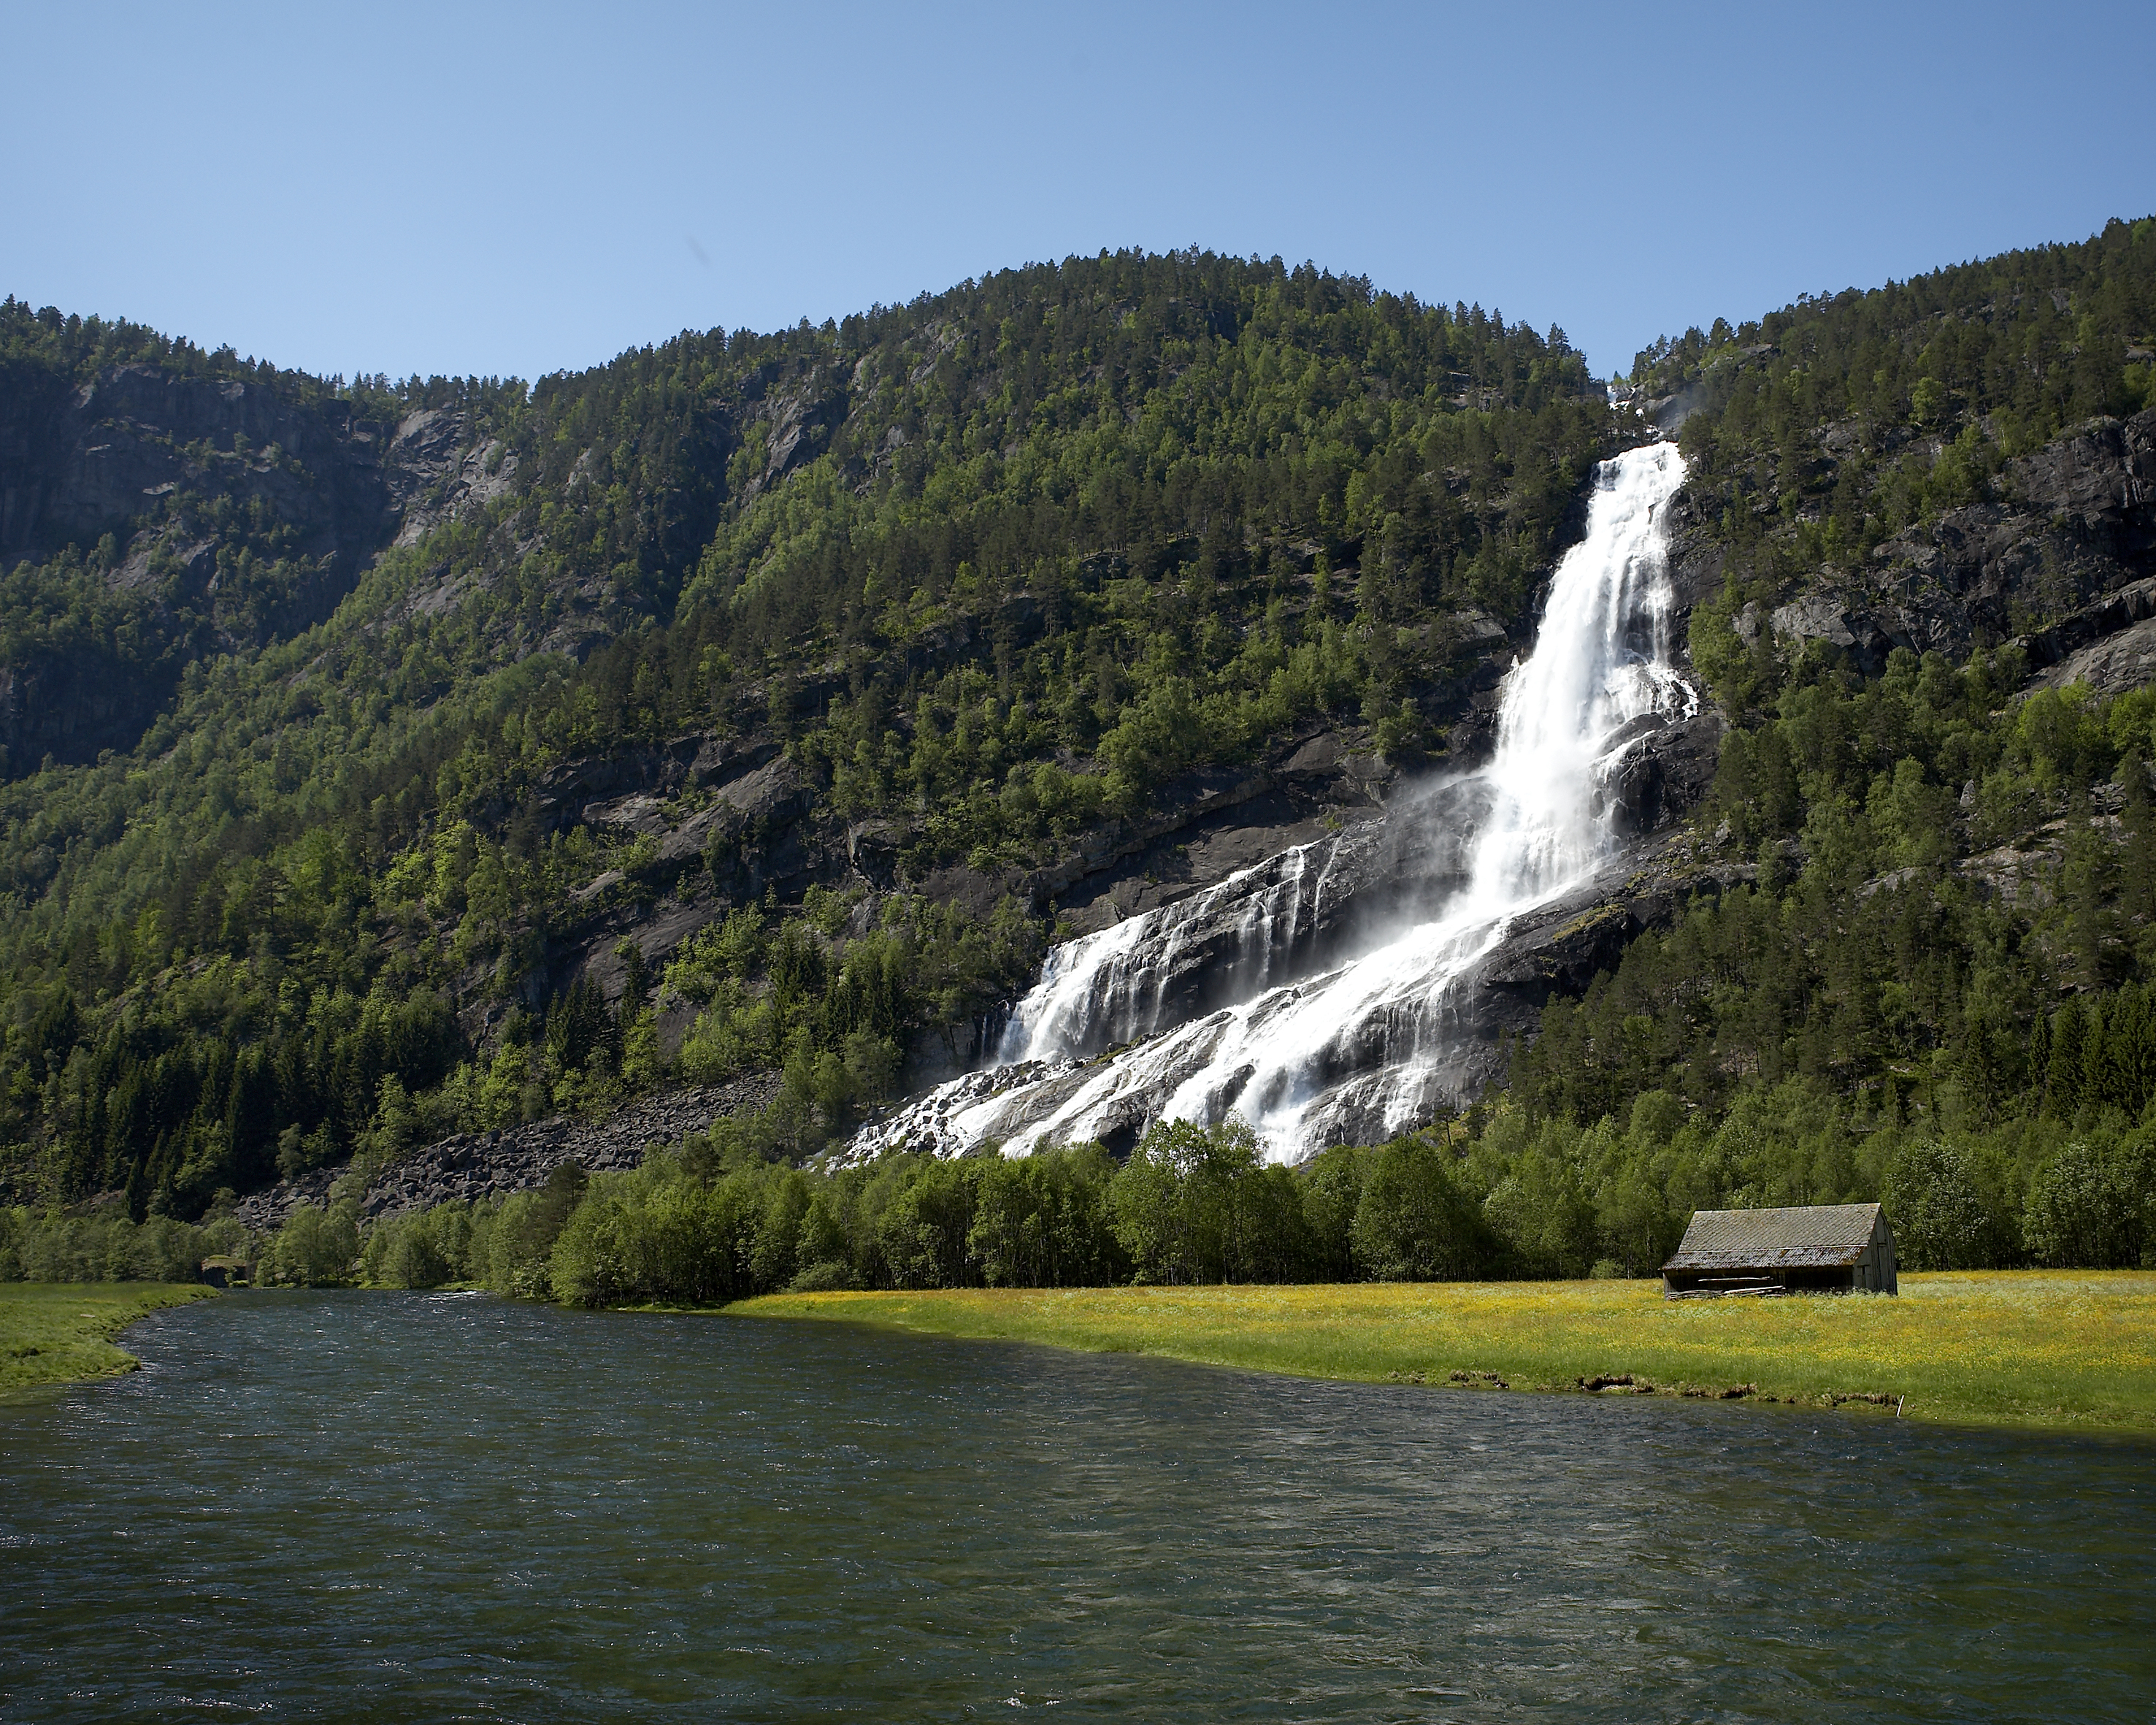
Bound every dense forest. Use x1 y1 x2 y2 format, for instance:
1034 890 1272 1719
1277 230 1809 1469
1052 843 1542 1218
4 1095 2143 1297
3 217 2155 1287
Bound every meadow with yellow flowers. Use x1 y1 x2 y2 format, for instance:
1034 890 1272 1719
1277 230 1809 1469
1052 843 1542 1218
740 1271 2156 1432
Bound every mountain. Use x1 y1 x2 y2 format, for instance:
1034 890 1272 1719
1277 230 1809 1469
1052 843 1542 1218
3 222 2155 1277
0 256 1611 1216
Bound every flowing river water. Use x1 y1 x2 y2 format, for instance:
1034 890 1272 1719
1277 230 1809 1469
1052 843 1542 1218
854 442 1697 1165
2 1293 2151 1721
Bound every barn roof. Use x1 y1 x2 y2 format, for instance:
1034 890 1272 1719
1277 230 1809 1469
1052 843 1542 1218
1662 1204 1884 1272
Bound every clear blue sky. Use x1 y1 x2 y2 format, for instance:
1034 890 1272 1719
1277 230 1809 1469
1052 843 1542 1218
4 1 2148 386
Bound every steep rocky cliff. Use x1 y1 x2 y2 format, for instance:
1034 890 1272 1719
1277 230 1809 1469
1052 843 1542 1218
1662 409 2156 675
0 361 508 769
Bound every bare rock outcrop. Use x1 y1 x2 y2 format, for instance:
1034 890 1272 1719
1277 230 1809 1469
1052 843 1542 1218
0 364 508 769
1665 408 2156 678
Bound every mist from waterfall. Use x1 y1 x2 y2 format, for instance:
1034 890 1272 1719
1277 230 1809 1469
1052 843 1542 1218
850 442 1692 1165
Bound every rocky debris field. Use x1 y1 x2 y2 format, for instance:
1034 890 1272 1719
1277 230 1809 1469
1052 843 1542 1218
234 1074 781 1231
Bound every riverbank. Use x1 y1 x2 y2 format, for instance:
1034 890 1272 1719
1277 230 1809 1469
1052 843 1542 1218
0 1284 221 1396
738 1271 2156 1433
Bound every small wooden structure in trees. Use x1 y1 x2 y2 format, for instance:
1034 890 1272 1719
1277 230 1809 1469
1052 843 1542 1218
1661 1204 1898 1298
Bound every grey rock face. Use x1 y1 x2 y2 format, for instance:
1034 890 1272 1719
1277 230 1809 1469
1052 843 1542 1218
1664 409 2156 679
4 367 375 567
1770 594 1860 650
0 364 503 768
2034 604 2156 695
386 410 519 548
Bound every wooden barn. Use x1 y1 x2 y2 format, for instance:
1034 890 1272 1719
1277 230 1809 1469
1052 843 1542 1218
1662 1204 1898 1298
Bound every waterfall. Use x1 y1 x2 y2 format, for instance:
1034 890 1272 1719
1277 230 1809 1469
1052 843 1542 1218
992 839 1346 1066
848 442 1692 1165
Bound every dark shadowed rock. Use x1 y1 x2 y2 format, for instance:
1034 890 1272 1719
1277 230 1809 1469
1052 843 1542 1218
0 365 506 768
1660 409 2156 682
2034 608 2156 694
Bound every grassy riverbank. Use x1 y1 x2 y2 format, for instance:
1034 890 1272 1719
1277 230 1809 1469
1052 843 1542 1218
739 1271 2156 1434
0 1284 220 1396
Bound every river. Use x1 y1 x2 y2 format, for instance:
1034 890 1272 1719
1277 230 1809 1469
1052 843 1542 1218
2 1291 2150 1721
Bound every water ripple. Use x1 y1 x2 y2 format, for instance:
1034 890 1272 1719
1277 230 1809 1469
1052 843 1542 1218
1 1291 2150 1722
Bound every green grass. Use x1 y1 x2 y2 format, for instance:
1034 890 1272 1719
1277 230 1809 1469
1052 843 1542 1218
737 1271 2156 1434
0 1283 221 1395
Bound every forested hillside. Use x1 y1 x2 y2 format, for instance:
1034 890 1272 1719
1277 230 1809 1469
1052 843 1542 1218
0 255 1611 1218
4 217 2155 1289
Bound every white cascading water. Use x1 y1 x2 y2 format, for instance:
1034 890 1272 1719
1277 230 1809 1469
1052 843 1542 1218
848 442 1692 1164
992 836 1346 1063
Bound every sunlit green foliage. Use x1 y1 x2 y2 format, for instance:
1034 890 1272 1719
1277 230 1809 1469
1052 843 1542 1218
1635 216 2156 538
